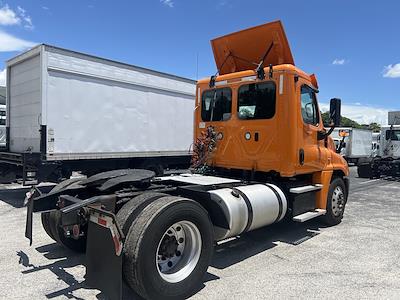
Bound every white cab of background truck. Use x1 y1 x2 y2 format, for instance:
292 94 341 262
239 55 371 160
330 127 373 164
379 110 400 158
379 126 400 157
381 111 400 158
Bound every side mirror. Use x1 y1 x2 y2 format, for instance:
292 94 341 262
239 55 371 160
329 98 341 126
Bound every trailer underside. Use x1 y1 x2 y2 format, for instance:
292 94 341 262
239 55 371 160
0 151 190 185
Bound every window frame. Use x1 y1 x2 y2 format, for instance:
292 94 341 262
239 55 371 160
236 80 277 121
300 84 320 127
200 87 233 122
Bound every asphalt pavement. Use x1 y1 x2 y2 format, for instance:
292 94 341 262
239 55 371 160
0 167 399 299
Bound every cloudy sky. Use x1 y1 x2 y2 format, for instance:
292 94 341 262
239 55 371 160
0 0 399 124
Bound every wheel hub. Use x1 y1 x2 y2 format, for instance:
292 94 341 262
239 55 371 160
159 235 179 258
156 221 202 283
331 186 345 216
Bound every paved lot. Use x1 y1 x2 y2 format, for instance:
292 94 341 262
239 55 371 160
0 167 399 299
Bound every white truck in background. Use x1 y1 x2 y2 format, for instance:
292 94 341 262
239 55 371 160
0 44 195 184
358 111 400 178
330 127 373 164
378 125 400 157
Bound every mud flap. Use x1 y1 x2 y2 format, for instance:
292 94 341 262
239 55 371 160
24 186 42 245
85 210 124 300
25 193 34 245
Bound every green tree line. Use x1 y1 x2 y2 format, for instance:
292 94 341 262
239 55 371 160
321 112 381 132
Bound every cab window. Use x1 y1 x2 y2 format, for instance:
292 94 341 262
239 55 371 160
237 82 276 120
301 85 319 126
201 88 232 122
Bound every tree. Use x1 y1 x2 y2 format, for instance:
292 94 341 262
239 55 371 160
321 111 381 130
321 112 362 128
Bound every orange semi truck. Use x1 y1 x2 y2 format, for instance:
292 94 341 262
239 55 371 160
25 21 349 300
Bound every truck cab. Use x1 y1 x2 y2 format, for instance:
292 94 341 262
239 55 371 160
357 115 400 178
194 21 348 203
380 125 400 158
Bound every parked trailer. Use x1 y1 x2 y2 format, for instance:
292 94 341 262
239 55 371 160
0 45 195 184
25 21 349 300
329 127 373 164
358 111 400 178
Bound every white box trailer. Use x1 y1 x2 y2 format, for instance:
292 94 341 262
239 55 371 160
0 44 195 183
330 127 372 164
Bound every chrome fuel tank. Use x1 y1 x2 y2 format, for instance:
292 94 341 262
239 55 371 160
209 184 287 241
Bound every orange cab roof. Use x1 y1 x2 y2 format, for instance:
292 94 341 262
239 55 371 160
197 64 311 85
211 20 294 75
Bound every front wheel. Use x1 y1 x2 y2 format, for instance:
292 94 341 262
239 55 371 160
322 177 347 226
123 196 214 300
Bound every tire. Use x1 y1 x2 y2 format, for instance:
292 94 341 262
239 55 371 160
357 163 373 178
40 177 86 252
41 212 55 241
116 192 167 235
123 196 214 300
48 211 87 253
357 157 371 166
41 177 83 241
322 177 347 226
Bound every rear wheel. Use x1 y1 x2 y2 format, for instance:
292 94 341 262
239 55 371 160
41 212 55 240
322 177 347 226
40 177 87 252
357 163 373 178
123 196 214 300
116 192 167 235
48 211 87 252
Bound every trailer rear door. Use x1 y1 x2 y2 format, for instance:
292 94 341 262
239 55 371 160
7 47 42 153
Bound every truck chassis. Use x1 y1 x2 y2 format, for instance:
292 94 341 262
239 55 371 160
25 168 348 299
358 157 400 178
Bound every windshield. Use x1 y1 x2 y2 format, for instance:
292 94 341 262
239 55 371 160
386 130 400 141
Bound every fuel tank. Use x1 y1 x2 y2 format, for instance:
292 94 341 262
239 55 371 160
209 184 287 241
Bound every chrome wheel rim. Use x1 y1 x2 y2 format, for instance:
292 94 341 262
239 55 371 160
156 221 202 283
331 186 345 216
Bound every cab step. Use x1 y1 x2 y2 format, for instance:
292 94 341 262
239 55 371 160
289 184 323 194
293 209 326 222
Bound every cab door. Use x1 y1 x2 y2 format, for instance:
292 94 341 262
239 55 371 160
297 84 325 172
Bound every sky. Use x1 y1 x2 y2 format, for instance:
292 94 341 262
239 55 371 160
0 0 399 124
